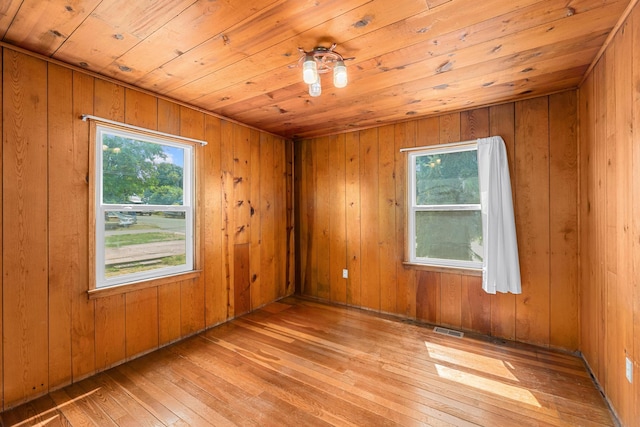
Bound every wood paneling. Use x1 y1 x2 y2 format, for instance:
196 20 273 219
0 0 627 138
359 128 381 311
0 45 293 410
329 135 347 304
179 106 206 336
95 295 126 371
345 132 362 306
203 115 225 327
578 4 640 426
70 70 96 384
295 92 579 350
3 49 49 405
394 120 417 317
549 91 578 350
514 97 550 346
47 63 74 390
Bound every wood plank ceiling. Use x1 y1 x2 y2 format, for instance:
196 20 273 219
0 0 629 138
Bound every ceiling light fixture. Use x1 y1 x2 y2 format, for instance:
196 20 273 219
298 43 353 97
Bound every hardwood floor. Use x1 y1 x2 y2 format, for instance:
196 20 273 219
1 297 614 426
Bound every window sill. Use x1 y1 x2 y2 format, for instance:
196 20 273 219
87 270 202 299
402 262 482 277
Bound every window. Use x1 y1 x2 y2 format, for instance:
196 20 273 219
94 124 194 289
407 145 483 269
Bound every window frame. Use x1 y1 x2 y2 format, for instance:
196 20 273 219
407 144 483 270
91 122 196 290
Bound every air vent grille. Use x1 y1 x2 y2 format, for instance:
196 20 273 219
433 326 464 338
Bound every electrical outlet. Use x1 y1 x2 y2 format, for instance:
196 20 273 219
626 357 633 384
342 269 349 279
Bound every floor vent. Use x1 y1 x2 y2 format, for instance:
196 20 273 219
433 326 464 338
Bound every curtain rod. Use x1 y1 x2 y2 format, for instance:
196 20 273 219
399 138 478 153
81 114 208 146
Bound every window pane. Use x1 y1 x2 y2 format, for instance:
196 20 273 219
415 150 479 205
415 210 483 262
102 132 185 206
103 210 187 279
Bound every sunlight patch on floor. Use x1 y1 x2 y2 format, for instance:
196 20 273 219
9 388 100 426
434 364 541 407
425 341 518 380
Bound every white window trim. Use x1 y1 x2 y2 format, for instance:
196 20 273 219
407 144 483 270
94 123 195 289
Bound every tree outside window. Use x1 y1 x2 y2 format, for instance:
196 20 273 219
409 147 483 268
95 125 194 288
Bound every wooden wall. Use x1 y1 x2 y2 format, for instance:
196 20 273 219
295 91 578 351
578 3 640 426
0 47 294 410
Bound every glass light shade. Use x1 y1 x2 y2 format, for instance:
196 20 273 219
309 77 321 97
333 61 348 88
302 56 318 84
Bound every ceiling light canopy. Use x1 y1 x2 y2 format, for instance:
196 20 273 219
298 43 353 97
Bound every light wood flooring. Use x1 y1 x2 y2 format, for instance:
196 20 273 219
0 297 615 426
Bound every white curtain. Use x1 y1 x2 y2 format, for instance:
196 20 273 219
477 136 521 294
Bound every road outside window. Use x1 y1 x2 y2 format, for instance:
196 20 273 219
94 124 194 288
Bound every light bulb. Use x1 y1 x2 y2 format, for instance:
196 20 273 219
309 77 321 97
302 56 318 84
333 61 347 88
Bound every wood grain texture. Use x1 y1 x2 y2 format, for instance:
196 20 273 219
157 282 182 346
125 287 159 359
92 78 127 372
249 129 262 310
514 97 550 347
314 137 331 300
70 70 96 384
3 49 49 407
394 120 417 317
632 8 640 424
285 139 295 297
329 135 347 304
203 115 226 326
260 133 276 306
47 63 74 390
154 99 185 345
221 120 236 318
0 0 623 138
95 295 126 371
603 45 619 407
274 135 288 298
0 47 294 410
0 297 615 427
549 91 579 350
578 6 640 425
416 271 441 324
234 243 251 317
378 125 397 313
440 273 462 328
359 128 381 311
345 132 362 307
613 20 634 424
296 93 578 351
179 106 206 336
